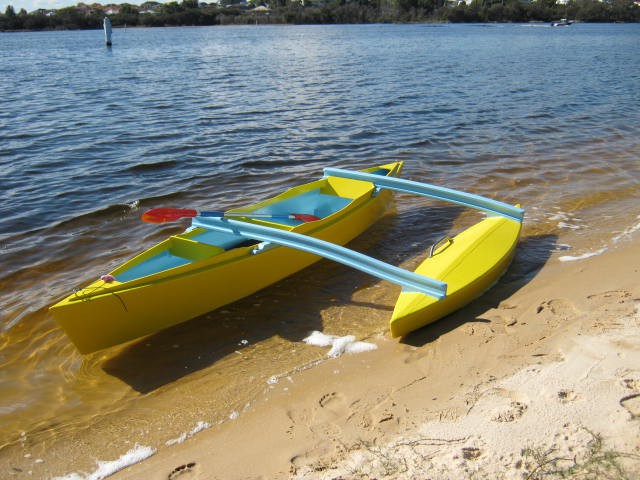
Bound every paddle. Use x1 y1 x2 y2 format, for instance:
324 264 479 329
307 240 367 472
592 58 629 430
141 207 320 224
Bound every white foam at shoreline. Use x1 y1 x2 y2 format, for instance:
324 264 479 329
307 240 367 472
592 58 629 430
548 210 584 231
165 421 211 446
303 331 335 347
559 246 607 262
557 221 582 230
303 331 377 358
559 215 639 262
613 217 640 243
53 445 155 480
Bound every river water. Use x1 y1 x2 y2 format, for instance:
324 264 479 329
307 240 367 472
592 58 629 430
0 23 639 477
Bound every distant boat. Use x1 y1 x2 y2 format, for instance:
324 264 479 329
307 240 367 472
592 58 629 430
551 18 572 27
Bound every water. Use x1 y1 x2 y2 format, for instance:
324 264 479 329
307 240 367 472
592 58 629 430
1 23 639 477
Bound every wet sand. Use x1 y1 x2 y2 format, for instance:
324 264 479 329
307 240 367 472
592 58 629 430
94 234 640 479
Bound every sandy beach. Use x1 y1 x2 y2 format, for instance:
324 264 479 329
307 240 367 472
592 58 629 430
77 230 640 480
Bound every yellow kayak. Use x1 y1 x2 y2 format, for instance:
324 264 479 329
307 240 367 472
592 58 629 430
390 214 522 337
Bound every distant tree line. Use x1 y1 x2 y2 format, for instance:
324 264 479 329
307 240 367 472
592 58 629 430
1 0 638 30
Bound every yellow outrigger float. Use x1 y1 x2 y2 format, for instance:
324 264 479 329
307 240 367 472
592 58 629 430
50 162 524 354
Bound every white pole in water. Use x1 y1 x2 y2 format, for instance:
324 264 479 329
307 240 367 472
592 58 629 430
104 17 112 46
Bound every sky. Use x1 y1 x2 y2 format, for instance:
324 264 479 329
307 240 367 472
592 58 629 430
3 0 77 12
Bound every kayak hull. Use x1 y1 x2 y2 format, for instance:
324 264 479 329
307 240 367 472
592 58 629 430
50 163 402 354
390 215 521 338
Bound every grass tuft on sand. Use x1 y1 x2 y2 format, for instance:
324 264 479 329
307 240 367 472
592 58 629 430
522 429 640 480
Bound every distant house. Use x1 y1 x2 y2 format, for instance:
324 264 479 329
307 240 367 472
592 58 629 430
140 1 162 11
30 8 56 15
104 4 120 14
445 0 473 5
74 4 88 13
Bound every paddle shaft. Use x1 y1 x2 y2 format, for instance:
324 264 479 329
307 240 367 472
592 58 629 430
200 211 296 219
141 208 320 223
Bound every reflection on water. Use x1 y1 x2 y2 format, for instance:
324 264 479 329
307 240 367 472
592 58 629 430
0 23 639 476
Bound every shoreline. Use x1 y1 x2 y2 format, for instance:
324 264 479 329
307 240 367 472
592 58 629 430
5 21 640 35
75 233 640 480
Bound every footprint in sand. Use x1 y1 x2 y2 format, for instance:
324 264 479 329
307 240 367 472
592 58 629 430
482 310 519 333
587 290 632 301
586 290 635 317
620 393 640 419
483 388 529 423
285 407 312 438
536 299 578 318
462 446 482 460
557 389 578 403
623 378 639 391
168 462 198 480
311 392 349 436
318 392 348 413
319 392 337 408
401 344 436 365
492 401 528 422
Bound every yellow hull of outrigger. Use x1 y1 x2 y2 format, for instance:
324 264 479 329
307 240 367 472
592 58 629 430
50 163 403 354
390 214 522 338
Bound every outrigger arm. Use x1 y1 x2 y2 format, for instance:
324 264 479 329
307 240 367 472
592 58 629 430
323 168 525 222
191 168 523 300
191 216 448 300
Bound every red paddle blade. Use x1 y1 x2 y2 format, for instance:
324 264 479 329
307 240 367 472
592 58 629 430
141 208 198 223
292 213 321 222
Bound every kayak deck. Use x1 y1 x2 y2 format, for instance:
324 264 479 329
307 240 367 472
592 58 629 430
111 171 392 284
114 189 353 283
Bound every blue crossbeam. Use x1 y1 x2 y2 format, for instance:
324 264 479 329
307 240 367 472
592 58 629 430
191 217 447 299
324 168 525 222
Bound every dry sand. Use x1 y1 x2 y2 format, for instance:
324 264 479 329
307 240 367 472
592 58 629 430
108 237 640 480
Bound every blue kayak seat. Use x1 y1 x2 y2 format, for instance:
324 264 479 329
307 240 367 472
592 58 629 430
190 189 352 247
250 189 352 226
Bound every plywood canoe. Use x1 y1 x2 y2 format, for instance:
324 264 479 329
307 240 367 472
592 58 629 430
50 162 402 353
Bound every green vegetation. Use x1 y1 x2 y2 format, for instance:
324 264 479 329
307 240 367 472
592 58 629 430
1 0 639 30
305 430 640 479
522 429 640 480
